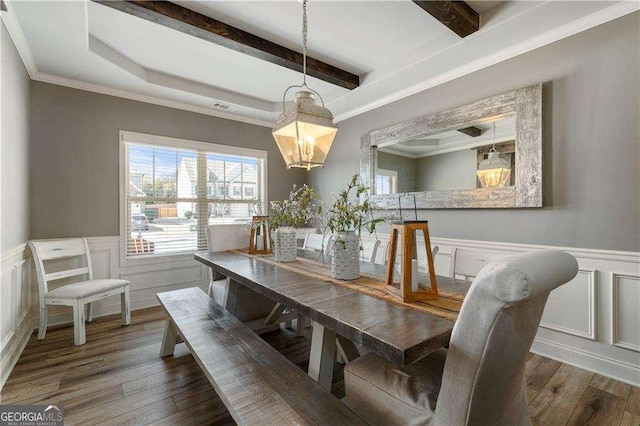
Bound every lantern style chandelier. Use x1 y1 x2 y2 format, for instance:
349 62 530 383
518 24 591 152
272 0 338 170
476 122 512 188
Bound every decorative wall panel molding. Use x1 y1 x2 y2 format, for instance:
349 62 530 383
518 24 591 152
1 235 639 389
611 272 640 352
540 269 597 340
0 244 33 389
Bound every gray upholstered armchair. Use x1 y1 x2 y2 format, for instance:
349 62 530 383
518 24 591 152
344 249 579 425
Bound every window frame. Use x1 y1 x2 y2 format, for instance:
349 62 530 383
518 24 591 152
375 168 398 195
119 130 268 266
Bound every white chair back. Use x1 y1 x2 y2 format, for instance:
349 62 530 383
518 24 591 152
449 247 499 280
29 238 93 301
303 232 331 255
206 224 251 252
359 238 380 264
373 241 389 265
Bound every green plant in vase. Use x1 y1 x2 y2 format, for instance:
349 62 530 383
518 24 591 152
269 185 322 262
324 174 384 279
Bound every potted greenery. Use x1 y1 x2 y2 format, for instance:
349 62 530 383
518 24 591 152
325 175 384 279
269 185 321 262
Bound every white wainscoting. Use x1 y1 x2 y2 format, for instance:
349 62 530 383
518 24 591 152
0 244 34 389
1 235 639 389
0 236 208 390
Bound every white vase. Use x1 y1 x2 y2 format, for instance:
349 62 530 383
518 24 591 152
273 227 297 263
331 231 360 280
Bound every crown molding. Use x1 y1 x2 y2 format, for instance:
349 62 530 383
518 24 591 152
332 1 640 123
31 71 275 128
0 0 36 78
3 0 638 128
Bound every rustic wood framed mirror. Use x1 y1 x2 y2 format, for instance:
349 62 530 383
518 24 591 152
360 83 543 209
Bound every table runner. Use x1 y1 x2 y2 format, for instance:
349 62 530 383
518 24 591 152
231 250 464 321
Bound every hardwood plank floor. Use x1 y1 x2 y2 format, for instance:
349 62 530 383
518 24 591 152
1 307 637 425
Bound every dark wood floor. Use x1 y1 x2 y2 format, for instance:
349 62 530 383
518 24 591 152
1 307 638 425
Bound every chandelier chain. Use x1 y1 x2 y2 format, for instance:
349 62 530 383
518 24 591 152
302 0 308 85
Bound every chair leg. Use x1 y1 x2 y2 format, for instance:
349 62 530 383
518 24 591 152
37 303 48 340
121 286 131 326
73 300 86 346
86 302 94 323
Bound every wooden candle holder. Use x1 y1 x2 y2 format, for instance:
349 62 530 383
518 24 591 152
384 221 438 302
248 216 271 255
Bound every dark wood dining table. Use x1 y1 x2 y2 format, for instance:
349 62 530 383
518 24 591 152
194 249 471 390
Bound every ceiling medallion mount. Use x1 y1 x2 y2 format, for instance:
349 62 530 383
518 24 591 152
272 0 338 171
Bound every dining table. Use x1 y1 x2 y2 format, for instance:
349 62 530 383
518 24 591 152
194 248 471 390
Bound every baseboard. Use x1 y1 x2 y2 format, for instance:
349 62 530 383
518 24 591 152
0 307 34 391
532 336 640 387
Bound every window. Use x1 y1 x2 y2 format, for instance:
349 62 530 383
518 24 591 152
376 169 398 195
121 131 267 259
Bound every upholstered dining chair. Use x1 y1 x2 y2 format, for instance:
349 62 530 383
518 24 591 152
344 249 578 425
29 238 131 346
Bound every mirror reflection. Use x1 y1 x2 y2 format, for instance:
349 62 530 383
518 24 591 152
375 115 516 194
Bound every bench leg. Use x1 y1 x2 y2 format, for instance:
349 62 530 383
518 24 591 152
73 300 86 346
121 286 131 326
160 319 179 357
308 322 336 391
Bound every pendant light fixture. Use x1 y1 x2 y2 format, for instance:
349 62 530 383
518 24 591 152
476 122 512 188
272 0 338 170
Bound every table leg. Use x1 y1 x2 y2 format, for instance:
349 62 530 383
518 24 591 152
336 335 360 364
160 319 178 357
308 322 336 391
223 277 239 315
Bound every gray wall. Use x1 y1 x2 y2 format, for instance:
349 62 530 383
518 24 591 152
417 150 478 191
377 152 416 192
30 83 306 239
309 12 640 252
1 22 30 251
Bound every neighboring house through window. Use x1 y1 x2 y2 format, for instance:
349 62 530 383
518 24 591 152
121 131 267 259
376 169 398 195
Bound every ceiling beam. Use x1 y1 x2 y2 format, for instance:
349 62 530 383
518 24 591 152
457 126 481 137
412 1 479 38
93 1 360 90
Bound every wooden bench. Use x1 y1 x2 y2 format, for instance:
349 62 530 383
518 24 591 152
157 287 365 425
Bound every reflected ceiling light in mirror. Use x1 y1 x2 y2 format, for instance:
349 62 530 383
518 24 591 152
476 122 512 188
272 0 338 171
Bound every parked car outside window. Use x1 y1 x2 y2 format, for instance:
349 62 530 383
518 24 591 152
132 214 149 231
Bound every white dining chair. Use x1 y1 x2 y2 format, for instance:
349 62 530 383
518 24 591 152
302 232 332 255
359 238 381 263
29 238 131 346
449 247 495 281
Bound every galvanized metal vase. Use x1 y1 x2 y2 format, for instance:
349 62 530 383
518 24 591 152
273 227 297 263
331 231 360 280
